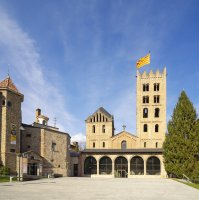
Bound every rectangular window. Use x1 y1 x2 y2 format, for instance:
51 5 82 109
143 84 149 92
10 149 15 153
103 142 105 148
144 142 146 148
51 142 56 152
143 96 149 103
26 134 31 137
154 95 160 103
154 83 160 91
93 142 95 148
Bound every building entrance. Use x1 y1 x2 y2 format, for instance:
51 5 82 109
115 156 128 178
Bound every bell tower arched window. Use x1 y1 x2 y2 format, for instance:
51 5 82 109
92 125 95 133
143 124 148 132
155 124 159 132
143 108 148 118
155 108 160 118
102 125 105 133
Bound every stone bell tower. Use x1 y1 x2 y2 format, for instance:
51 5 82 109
136 68 166 149
0 76 24 174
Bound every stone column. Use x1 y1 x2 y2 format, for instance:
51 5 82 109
144 157 147 175
112 159 115 177
128 158 131 177
97 158 99 175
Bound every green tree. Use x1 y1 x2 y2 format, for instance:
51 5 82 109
163 91 199 180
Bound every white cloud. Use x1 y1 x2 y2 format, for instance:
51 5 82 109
0 7 79 134
71 132 86 143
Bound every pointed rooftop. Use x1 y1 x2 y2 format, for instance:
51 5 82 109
0 76 22 95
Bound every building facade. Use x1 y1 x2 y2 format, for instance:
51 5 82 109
0 76 71 179
81 68 167 178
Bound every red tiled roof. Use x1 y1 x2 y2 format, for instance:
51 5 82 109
0 76 20 94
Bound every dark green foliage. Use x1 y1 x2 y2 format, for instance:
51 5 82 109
163 91 199 180
0 166 10 176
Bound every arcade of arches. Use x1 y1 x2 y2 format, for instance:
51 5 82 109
83 155 162 178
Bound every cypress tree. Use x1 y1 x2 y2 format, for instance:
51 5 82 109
163 91 199 180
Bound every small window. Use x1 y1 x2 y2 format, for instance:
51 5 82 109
7 101 12 107
121 140 127 149
42 120 46 125
102 116 105 122
155 108 160 118
155 124 159 132
26 134 31 137
143 96 149 103
58 165 60 168
154 83 160 91
2 100 5 106
103 142 105 148
154 95 160 103
144 142 146 148
27 145 31 148
143 84 149 92
92 125 95 133
51 142 56 151
93 142 95 148
156 142 158 148
102 125 105 133
143 124 148 132
10 149 15 153
90 118 92 122
143 108 148 118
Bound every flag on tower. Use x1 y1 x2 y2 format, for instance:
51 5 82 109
136 53 150 68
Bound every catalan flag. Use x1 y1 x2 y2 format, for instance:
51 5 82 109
136 53 150 68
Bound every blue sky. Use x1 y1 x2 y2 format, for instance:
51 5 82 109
0 0 199 143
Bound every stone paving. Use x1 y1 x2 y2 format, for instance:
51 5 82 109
0 177 199 200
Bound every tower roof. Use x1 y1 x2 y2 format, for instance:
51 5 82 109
0 76 21 94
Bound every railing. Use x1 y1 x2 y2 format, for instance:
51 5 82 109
183 174 192 183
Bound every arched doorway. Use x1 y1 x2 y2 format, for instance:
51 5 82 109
115 156 128 178
146 156 161 175
84 156 97 175
130 156 144 175
99 156 112 175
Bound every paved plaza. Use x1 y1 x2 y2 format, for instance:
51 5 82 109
0 177 199 200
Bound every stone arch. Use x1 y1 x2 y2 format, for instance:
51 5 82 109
84 156 97 175
146 156 161 175
99 156 112 175
130 156 144 175
114 156 128 178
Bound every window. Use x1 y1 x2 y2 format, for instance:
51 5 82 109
155 108 160 118
92 125 95 133
26 134 31 137
143 124 148 132
103 142 105 148
96 114 98 122
84 156 97 175
51 142 56 151
102 125 105 133
121 140 127 149
2 100 5 106
154 83 160 91
93 142 95 148
154 95 160 103
143 108 148 118
90 118 92 122
7 101 12 107
156 142 158 148
143 96 149 103
10 149 15 153
130 156 144 175
93 116 95 122
143 84 149 91
146 156 160 175
99 156 112 175
102 116 105 122
144 142 146 148
155 124 159 132
27 145 31 148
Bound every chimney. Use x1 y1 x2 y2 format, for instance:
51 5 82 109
36 108 41 122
